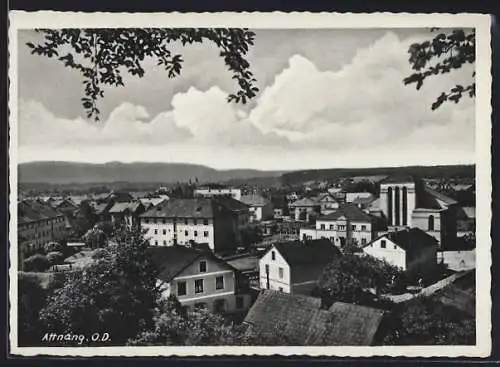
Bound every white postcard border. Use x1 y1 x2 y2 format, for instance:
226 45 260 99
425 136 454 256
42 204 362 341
8 10 492 357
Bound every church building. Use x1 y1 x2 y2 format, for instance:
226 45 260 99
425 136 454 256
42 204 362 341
371 174 458 249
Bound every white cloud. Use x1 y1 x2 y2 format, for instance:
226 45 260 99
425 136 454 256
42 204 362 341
18 30 476 169
249 32 475 155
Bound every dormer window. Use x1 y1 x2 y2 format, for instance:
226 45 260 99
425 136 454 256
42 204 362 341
199 261 207 273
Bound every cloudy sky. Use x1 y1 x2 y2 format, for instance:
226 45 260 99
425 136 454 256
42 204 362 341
17 28 475 170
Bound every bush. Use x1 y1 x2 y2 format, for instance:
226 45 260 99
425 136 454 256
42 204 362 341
44 242 65 254
24 254 50 272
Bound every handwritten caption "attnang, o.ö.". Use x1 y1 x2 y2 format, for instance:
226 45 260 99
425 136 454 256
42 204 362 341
41 332 111 345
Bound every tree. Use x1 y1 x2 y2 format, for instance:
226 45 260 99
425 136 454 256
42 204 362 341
39 227 160 346
383 296 475 345
24 254 51 272
18 272 48 346
26 29 258 121
43 242 65 254
404 28 475 110
83 227 107 248
73 200 97 237
318 254 401 306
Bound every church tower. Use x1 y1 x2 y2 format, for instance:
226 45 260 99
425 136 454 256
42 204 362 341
379 175 417 229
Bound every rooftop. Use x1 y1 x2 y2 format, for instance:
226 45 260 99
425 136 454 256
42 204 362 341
320 203 372 223
273 239 341 266
244 290 385 345
240 194 269 207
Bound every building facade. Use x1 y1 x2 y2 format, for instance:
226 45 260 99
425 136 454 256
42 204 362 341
147 246 253 314
240 194 274 222
140 197 249 254
194 187 242 201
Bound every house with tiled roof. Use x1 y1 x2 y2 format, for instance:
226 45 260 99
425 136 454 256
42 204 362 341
259 239 340 294
299 203 376 248
109 201 145 229
240 194 273 222
377 174 458 248
146 246 253 314
140 197 250 254
244 290 386 345
289 197 321 222
363 228 438 274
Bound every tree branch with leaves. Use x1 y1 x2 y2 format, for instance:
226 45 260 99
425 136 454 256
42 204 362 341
26 28 259 121
404 28 475 110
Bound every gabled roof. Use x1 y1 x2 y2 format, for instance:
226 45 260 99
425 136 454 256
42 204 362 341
320 203 372 223
368 228 438 260
108 201 144 214
458 206 476 219
244 291 385 346
146 246 235 282
290 197 320 207
240 194 269 207
18 199 64 224
273 239 340 266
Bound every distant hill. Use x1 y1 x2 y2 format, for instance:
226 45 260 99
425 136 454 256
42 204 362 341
18 161 283 185
281 165 475 186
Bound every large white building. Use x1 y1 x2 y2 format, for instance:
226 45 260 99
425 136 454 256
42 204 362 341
299 203 376 248
140 197 250 254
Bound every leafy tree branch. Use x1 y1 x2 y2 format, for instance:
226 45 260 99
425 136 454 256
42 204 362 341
26 28 259 120
404 28 475 110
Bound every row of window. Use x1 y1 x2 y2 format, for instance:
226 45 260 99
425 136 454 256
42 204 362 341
152 228 209 237
177 275 224 296
319 224 368 231
21 216 65 229
143 218 210 225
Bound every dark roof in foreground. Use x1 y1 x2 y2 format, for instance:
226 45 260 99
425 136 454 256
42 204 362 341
273 239 341 266
244 290 385 345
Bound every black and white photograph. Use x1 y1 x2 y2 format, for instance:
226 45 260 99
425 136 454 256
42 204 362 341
8 11 492 357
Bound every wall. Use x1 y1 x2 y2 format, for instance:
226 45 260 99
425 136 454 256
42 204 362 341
438 250 475 271
363 237 406 270
259 248 291 293
412 209 441 244
380 182 416 227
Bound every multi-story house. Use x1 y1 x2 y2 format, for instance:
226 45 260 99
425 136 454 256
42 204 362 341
317 192 340 215
259 239 340 295
140 197 250 254
363 228 438 275
109 201 145 229
299 203 375 248
18 199 67 269
194 187 242 201
146 246 253 314
240 194 274 222
289 197 321 222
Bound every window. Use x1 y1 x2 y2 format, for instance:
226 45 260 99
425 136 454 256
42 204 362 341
320 224 325 230
215 276 224 290
194 231 198 237
271 251 276 260
279 287 283 292
361 238 367 245
381 240 386 249
236 296 244 309
351 225 356 231
428 215 435 231
162 229 166 235
154 240 158 246
204 231 209 237
265 264 270 273
394 244 398 249
203 219 209 225
184 230 188 236
184 219 188 225
153 218 157 224
163 240 167 245
199 261 207 273
330 225 334 230
194 279 204 294
361 225 367 231
278 267 284 279
162 219 166 224
154 229 158 235
177 281 186 296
